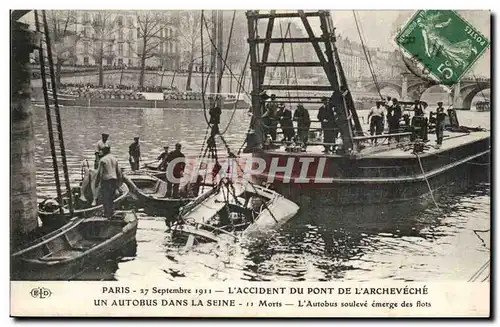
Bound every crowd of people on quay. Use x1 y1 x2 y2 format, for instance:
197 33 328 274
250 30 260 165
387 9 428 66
259 91 448 153
56 83 208 101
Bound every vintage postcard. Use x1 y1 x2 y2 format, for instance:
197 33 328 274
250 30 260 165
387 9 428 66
10 9 491 317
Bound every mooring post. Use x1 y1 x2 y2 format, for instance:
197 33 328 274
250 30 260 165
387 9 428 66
10 19 39 249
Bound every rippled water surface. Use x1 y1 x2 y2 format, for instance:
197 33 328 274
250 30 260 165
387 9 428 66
31 106 491 281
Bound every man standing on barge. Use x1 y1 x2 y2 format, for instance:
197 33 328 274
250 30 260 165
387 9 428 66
96 145 123 218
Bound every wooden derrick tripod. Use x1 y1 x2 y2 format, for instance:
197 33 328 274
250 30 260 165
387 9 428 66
245 10 364 153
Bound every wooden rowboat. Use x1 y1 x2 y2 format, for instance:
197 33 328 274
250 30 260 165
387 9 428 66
123 172 194 222
11 211 138 281
38 183 130 229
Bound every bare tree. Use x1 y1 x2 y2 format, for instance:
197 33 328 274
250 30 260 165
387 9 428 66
177 11 212 91
87 12 119 87
44 10 79 87
136 11 174 89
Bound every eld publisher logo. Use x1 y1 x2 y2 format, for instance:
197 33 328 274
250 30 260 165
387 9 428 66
30 287 51 299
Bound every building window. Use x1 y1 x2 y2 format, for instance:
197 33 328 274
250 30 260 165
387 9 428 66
83 41 89 54
127 16 134 27
107 43 113 55
106 58 112 65
169 42 173 53
137 27 140 38
128 29 134 41
84 56 89 65
128 58 132 66
119 29 124 42
118 43 123 56
118 58 123 66
127 43 132 57
160 41 163 53
117 15 123 26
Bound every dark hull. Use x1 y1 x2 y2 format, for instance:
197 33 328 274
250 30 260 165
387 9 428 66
123 174 192 219
38 184 130 229
11 213 138 280
35 98 250 110
253 136 490 220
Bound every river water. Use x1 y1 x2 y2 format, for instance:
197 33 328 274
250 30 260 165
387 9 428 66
31 105 491 281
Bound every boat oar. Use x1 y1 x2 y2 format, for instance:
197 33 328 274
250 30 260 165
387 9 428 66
184 235 195 250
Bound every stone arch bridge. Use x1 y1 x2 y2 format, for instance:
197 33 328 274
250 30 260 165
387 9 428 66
357 75 490 110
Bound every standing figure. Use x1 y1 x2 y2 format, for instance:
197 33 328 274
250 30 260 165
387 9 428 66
413 100 424 116
317 97 337 153
128 137 141 171
435 101 447 147
95 145 123 218
388 98 402 141
94 133 109 169
367 101 385 143
277 102 295 142
293 104 311 150
157 145 169 171
261 94 279 142
165 143 185 198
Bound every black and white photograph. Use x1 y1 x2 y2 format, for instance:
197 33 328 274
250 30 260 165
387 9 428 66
9 8 491 317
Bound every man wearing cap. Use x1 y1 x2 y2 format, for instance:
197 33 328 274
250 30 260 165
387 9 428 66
277 102 294 142
128 137 141 171
94 133 110 169
95 145 123 218
262 93 279 142
293 104 311 150
165 143 185 198
435 101 447 147
157 145 170 171
317 96 337 153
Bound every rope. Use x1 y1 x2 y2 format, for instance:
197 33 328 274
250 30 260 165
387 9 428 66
202 15 251 98
279 22 293 108
353 11 384 100
288 23 300 102
414 152 441 211
220 50 250 136
217 10 236 93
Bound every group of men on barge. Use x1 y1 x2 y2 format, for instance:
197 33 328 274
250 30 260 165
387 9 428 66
260 92 448 152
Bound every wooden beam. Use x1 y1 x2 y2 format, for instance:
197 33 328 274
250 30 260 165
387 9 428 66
261 62 324 67
259 10 275 85
298 10 327 65
255 12 322 19
252 37 323 43
262 84 333 91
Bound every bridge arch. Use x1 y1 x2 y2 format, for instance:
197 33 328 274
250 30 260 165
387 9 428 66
361 81 402 99
458 82 490 110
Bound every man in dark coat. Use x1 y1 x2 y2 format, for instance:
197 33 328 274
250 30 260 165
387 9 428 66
317 97 337 153
157 146 169 171
277 102 294 142
128 137 141 171
435 101 447 147
293 104 311 150
262 94 279 141
165 143 185 198
387 98 402 141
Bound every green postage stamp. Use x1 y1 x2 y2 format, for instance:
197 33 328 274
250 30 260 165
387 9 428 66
395 10 490 86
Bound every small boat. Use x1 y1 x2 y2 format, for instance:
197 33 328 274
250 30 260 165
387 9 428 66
38 183 130 229
11 210 138 280
171 181 300 246
123 172 195 220
139 162 167 181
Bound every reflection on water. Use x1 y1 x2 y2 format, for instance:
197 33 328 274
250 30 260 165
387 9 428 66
31 106 490 281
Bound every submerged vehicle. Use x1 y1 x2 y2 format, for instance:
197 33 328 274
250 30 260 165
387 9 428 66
171 180 299 246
